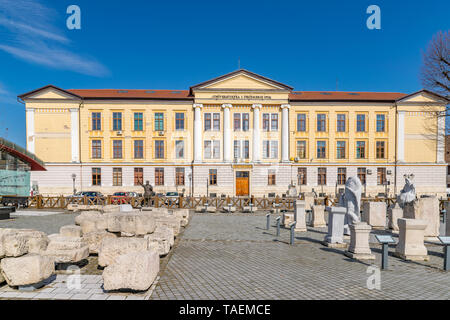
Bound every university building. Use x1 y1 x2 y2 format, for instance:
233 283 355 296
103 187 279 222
18 69 448 197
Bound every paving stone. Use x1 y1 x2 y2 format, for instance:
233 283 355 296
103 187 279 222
107 295 127 300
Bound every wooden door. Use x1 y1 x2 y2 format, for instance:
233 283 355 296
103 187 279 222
236 171 249 196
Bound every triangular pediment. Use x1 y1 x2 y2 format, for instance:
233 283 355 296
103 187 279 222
18 85 81 100
396 90 449 104
190 69 293 93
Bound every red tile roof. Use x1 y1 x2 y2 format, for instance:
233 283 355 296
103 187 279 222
289 91 407 101
67 89 192 100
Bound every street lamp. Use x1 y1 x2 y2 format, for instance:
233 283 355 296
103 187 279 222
297 172 304 195
71 173 77 195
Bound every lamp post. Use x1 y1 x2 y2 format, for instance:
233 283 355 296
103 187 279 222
366 169 372 197
206 178 209 198
297 172 304 196
188 173 192 198
71 173 76 195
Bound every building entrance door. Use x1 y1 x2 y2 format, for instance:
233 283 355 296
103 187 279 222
235 171 249 196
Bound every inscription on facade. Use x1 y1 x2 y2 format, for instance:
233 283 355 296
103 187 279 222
211 95 272 101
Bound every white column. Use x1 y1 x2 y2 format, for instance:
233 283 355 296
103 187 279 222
70 108 79 162
281 104 290 162
252 104 261 162
222 104 232 162
437 114 445 163
26 108 35 154
397 111 405 162
193 104 203 163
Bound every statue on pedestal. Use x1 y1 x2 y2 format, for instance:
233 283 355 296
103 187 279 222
340 176 362 235
139 180 155 206
397 174 416 208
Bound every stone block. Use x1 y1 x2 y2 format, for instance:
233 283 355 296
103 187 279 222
243 206 257 213
394 218 429 261
0 254 55 287
144 234 170 256
222 206 236 213
119 204 133 212
345 222 374 260
102 250 159 291
206 206 217 213
98 238 148 267
74 211 103 225
388 204 403 232
362 202 386 229
294 200 307 232
2 233 28 257
60 225 82 238
323 206 347 247
310 205 327 227
82 231 117 254
101 205 121 213
44 236 89 263
403 197 440 238
155 217 181 236
106 212 156 236
283 213 294 227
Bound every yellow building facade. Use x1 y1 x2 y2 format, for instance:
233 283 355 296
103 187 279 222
19 69 448 197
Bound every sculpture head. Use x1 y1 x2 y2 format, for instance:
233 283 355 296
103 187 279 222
145 180 150 185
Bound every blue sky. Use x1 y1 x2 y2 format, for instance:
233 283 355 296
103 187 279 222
0 0 448 146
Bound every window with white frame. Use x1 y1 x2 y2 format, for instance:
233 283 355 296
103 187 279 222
262 113 278 131
263 140 278 159
204 140 220 159
233 140 250 159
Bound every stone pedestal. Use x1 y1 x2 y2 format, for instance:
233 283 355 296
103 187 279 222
310 205 326 227
403 197 440 240
446 201 450 236
394 218 429 261
362 202 386 229
284 213 294 227
303 192 315 211
388 203 403 232
294 200 307 232
322 206 347 248
345 222 375 260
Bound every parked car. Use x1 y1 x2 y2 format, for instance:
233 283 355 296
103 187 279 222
126 192 139 198
67 191 104 204
165 191 179 205
111 192 128 204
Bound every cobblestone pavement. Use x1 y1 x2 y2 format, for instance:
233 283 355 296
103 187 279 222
0 274 157 300
151 213 450 300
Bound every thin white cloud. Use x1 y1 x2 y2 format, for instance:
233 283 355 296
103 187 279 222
0 0 109 77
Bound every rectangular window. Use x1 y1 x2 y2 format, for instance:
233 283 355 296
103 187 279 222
317 114 326 132
134 168 143 186
92 140 101 159
154 113 164 131
243 140 249 159
209 169 217 185
297 114 306 132
376 114 385 132
175 168 185 186
336 141 346 159
134 140 144 159
377 168 386 185
113 168 122 186
92 112 101 131
155 168 164 186
376 141 386 159
213 113 220 131
175 113 185 130
298 167 307 185
357 168 366 185
155 140 164 159
337 168 347 185
263 113 270 131
242 113 249 131
356 114 366 132
270 141 278 159
337 114 346 132
213 140 220 159
268 170 276 185
356 141 366 159
234 140 240 159
204 113 211 131
113 140 122 159
92 168 101 186
175 140 184 159
134 112 143 131
271 114 278 131
263 140 270 158
113 112 122 131
204 141 211 159
317 141 326 159
234 113 241 131
296 140 307 159
318 168 327 185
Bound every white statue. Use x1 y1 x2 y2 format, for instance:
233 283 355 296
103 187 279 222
341 176 362 235
397 174 416 208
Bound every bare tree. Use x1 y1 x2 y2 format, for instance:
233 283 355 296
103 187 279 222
421 30 450 99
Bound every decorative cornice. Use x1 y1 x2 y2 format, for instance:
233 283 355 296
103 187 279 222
252 104 262 109
222 104 232 109
281 104 291 109
193 103 203 109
